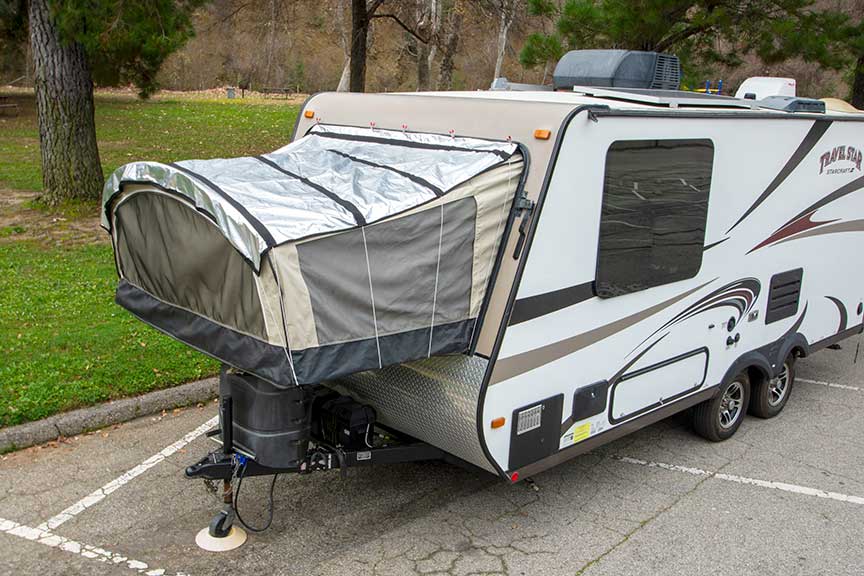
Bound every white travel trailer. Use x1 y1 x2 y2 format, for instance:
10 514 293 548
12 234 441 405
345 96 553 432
102 52 864 540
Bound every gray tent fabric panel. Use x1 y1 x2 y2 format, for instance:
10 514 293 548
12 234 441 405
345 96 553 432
295 228 376 347
366 198 475 337
297 198 477 346
114 192 267 340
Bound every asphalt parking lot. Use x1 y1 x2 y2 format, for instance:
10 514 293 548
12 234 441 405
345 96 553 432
2 343 863 576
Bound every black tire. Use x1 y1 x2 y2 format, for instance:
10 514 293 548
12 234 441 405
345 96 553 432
693 373 750 442
749 356 795 419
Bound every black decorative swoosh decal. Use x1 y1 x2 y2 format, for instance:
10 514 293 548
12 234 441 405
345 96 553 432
703 238 729 251
490 281 713 385
509 282 595 326
825 296 848 333
727 120 833 234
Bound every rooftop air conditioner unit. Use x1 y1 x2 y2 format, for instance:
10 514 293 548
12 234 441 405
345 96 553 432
552 49 681 91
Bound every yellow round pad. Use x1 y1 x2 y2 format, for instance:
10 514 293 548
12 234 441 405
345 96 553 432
195 525 247 552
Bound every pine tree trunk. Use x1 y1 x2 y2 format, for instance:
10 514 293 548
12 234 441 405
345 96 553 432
349 0 370 92
28 0 103 205
852 55 864 110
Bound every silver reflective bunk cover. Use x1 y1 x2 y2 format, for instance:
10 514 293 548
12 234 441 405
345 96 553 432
103 124 523 387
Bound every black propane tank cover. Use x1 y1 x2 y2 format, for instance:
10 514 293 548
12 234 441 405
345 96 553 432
221 368 314 469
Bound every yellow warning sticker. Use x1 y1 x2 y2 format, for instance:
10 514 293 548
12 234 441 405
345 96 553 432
572 422 592 444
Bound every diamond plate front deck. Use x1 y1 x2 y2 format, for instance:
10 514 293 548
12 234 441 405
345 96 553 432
335 355 494 472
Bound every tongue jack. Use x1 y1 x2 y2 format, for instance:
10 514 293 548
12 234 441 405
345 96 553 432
195 396 247 552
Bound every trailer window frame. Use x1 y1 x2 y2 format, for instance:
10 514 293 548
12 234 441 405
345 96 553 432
594 138 714 298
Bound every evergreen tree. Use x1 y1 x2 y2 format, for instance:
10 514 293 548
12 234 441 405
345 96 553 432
520 0 851 89
2 0 204 205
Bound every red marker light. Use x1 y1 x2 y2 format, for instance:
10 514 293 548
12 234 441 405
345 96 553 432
510 472 519 483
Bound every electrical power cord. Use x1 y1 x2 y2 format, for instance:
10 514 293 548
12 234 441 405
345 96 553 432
233 462 278 533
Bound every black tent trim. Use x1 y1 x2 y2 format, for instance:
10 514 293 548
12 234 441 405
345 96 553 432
254 155 367 226
311 130 514 159
116 279 296 387
326 149 445 197
168 162 277 247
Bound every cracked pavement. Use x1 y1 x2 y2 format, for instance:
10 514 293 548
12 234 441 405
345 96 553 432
1 344 863 575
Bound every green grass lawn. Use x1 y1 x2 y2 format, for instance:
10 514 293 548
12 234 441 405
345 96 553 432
1 93 300 193
0 92 299 428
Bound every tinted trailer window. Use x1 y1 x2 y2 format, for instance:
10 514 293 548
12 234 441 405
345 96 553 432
595 139 714 298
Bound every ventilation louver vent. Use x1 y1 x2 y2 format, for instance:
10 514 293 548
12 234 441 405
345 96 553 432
516 405 543 435
766 268 803 324
651 54 682 90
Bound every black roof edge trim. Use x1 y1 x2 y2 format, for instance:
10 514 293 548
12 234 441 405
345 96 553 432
590 108 864 122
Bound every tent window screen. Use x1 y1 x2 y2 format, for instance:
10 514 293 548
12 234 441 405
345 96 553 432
595 139 713 298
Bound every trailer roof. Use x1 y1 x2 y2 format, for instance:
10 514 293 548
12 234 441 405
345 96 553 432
406 88 864 120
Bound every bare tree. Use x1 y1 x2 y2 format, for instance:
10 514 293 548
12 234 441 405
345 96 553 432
490 0 521 80
336 0 352 91
436 0 464 90
415 0 440 90
349 0 385 92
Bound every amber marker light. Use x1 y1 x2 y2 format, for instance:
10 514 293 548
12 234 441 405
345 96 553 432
304 109 315 119
491 417 506 429
533 129 551 140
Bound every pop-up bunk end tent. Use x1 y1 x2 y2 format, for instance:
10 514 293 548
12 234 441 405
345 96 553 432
102 125 523 387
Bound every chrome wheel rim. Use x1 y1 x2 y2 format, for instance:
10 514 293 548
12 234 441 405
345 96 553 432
768 363 791 407
719 381 744 429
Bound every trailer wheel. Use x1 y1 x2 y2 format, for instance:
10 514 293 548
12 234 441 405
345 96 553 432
693 373 750 442
749 357 795 419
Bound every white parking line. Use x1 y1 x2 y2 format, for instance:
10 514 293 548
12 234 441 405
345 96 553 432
0 516 185 575
797 377 861 392
616 456 864 506
38 415 219 531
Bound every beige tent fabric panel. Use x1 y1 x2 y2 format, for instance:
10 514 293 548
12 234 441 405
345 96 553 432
465 160 522 317
271 243 319 351
255 256 286 347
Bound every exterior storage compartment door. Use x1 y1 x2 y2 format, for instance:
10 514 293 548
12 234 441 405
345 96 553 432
609 348 708 424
